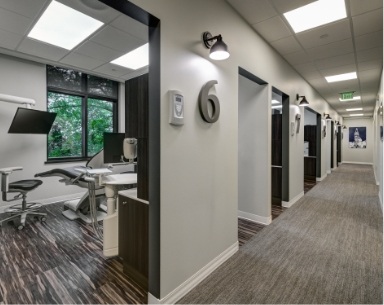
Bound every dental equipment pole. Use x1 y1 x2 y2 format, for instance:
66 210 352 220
0 93 36 109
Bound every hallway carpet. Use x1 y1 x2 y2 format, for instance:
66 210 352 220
179 164 383 304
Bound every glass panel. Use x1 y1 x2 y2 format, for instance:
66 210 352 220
47 92 82 158
87 75 118 98
87 98 114 156
47 65 82 92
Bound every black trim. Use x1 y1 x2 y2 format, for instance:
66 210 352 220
99 0 162 298
239 67 268 85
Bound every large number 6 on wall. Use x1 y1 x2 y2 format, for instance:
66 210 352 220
199 80 220 123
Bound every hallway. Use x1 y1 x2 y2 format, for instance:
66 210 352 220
179 164 383 304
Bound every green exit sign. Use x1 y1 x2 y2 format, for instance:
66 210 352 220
340 91 355 100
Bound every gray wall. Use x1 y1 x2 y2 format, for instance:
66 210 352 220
238 75 270 223
0 54 125 210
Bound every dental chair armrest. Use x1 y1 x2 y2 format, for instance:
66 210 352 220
0 166 23 174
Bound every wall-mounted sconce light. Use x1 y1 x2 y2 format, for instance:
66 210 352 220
342 125 347 129
297 94 309 106
202 31 230 60
324 113 332 121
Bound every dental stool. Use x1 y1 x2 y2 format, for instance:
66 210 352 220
0 167 46 230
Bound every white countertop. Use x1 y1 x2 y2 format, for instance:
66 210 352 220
102 173 137 185
119 188 149 205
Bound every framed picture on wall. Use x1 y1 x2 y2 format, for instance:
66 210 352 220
349 127 367 148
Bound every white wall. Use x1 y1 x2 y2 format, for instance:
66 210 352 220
238 75 270 223
342 118 374 164
0 54 125 210
130 0 342 300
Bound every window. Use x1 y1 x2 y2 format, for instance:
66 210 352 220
47 65 118 161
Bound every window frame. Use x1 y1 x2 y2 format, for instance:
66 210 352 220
46 67 118 163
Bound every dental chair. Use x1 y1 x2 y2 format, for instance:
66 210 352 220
0 167 47 230
35 150 107 224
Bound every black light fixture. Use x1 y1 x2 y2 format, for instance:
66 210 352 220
202 31 230 60
297 94 309 106
342 125 347 129
324 113 332 121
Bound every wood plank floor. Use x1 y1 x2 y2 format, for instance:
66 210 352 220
0 203 147 304
238 204 286 247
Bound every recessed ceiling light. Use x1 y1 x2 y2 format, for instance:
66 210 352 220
346 108 363 111
325 72 357 83
111 43 149 70
272 100 280 104
283 0 347 33
271 105 282 109
349 113 364 117
28 0 103 50
339 96 361 102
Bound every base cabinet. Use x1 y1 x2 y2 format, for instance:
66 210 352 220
118 193 149 290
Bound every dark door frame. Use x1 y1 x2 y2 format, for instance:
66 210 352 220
304 107 322 179
99 0 161 298
337 126 342 165
331 121 334 169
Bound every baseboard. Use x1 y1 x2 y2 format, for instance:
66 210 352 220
331 167 337 171
316 174 327 182
0 192 84 214
238 210 272 225
149 242 239 304
282 191 304 208
342 161 373 165
326 170 331 174
379 192 383 211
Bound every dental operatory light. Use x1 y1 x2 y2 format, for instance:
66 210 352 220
283 0 347 33
297 94 309 107
202 32 230 60
111 43 149 70
28 0 103 50
325 72 357 83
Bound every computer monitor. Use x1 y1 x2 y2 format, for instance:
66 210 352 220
103 133 125 164
8 107 57 134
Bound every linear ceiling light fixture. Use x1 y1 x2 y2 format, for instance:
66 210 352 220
297 94 309 106
339 96 361 102
111 43 149 70
283 0 347 33
349 113 364 117
202 31 230 60
346 108 363 111
325 72 357 83
28 0 103 50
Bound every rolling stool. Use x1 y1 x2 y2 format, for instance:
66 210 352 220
0 167 46 230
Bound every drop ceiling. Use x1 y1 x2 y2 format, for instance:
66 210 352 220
0 0 148 83
226 0 383 118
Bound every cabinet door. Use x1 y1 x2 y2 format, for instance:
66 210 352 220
118 195 149 290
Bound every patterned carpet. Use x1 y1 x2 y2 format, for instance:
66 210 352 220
0 203 146 304
180 164 383 304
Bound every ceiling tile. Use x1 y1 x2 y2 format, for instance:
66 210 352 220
60 52 104 70
0 7 33 35
352 8 383 37
305 39 353 60
93 63 133 78
356 47 383 62
328 79 360 92
56 0 120 24
358 68 382 83
307 77 330 89
314 53 355 70
358 59 383 72
319 64 358 77
270 36 302 55
296 19 352 49
270 0 316 14
75 41 122 62
283 50 312 65
227 0 277 24
0 0 47 19
110 14 148 42
17 38 69 61
354 30 383 51
252 16 292 42
300 70 323 80
0 28 23 50
121 66 149 81
350 0 383 17
293 62 317 73
91 26 145 53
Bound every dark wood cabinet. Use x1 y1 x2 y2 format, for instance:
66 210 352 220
118 192 149 290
